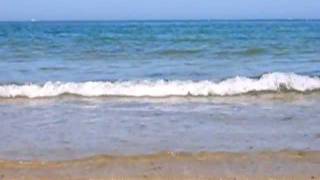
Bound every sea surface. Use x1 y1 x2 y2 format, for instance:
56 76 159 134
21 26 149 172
0 20 320 160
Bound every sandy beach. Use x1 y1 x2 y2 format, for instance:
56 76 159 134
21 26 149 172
0 151 319 179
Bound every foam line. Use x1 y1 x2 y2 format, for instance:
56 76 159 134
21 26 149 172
0 72 319 98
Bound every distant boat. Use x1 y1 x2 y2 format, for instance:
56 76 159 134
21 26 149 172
31 19 37 22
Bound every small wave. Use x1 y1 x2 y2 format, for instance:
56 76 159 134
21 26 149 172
0 72 320 98
157 49 203 56
240 48 267 56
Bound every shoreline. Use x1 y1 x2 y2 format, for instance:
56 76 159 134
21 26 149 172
0 151 319 179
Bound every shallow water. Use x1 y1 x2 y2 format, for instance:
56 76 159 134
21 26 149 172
0 94 319 160
0 20 320 160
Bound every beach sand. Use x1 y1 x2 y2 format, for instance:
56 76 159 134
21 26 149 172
0 151 319 180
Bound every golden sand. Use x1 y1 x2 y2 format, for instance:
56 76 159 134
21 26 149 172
0 151 320 180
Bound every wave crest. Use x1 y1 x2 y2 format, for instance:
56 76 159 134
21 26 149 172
0 72 320 98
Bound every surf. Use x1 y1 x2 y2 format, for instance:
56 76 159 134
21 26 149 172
0 72 319 98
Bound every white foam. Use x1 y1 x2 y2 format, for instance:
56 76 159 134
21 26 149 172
0 72 319 98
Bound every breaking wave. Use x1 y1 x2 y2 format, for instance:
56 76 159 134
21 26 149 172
0 72 320 98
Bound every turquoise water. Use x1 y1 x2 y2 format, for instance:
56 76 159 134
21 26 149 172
1 20 320 160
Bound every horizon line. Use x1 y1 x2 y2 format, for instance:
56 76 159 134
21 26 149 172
0 18 320 23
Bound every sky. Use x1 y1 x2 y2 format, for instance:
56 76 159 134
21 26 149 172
0 0 320 21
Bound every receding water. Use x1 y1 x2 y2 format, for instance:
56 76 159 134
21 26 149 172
0 95 320 160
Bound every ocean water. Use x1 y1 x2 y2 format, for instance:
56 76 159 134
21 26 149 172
0 20 320 160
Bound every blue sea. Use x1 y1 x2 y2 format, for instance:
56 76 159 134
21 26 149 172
0 20 320 160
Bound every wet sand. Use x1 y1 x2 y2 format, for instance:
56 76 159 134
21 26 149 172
0 151 320 179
